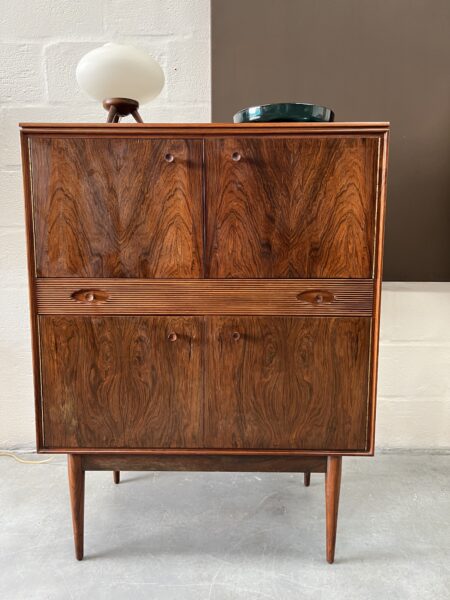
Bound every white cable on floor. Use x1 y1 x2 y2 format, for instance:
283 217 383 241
0 451 54 464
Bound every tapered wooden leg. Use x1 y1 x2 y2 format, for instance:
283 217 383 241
325 456 342 564
68 454 85 561
304 472 311 486
113 470 120 484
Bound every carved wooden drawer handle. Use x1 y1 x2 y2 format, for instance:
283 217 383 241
165 153 174 163
167 332 177 342
232 152 241 162
232 331 241 341
296 290 336 305
71 289 110 304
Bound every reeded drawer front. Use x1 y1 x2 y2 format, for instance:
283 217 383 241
35 278 374 316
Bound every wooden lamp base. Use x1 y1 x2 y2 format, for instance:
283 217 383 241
103 98 143 123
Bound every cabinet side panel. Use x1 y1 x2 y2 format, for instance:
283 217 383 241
30 137 203 278
367 131 389 453
39 316 203 449
20 132 43 449
204 316 371 451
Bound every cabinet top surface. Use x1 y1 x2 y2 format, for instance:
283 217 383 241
20 122 389 136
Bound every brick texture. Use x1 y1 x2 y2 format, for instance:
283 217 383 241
0 1 448 452
0 0 211 449
378 283 450 449
0 44 45 103
0 0 103 39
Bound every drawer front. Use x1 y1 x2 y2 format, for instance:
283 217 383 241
39 316 203 449
30 137 203 278
35 278 374 317
204 316 371 451
205 136 379 278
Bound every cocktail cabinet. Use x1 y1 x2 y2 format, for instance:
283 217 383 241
20 122 389 562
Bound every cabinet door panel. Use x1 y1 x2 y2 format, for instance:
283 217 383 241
205 137 379 278
204 316 371 450
39 316 202 449
31 138 203 278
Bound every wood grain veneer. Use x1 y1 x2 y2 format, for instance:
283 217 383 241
205 137 379 278
204 316 371 451
30 137 203 278
39 316 203 448
35 278 374 316
82 454 328 473
39 313 371 452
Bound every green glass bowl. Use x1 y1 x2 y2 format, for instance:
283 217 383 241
233 103 334 123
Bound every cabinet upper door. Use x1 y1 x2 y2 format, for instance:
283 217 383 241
30 137 203 278
205 137 380 278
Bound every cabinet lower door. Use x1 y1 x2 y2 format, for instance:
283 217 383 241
204 316 371 451
39 316 203 449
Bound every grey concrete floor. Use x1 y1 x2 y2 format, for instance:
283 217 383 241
0 454 449 600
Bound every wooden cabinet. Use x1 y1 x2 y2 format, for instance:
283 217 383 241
21 122 389 563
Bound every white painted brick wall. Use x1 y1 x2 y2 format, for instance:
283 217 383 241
0 0 211 449
377 283 450 449
1 1 449 452
0 1 103 38
0 44 45 103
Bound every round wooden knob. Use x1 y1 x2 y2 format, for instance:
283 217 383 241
232 152 241 162
165 153 174 163
232 331 240 341
315 294 324 304
167 332 177 342
85 292 95 302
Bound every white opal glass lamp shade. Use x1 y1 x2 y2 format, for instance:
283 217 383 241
76 43 165 122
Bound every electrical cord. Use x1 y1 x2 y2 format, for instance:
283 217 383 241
0 451 54 464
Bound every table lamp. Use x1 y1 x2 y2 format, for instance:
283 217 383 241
76 43 165 123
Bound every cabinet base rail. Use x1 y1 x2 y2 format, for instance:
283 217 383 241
68 453 342 563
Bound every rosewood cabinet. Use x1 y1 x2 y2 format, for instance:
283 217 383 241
20 122 389 563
